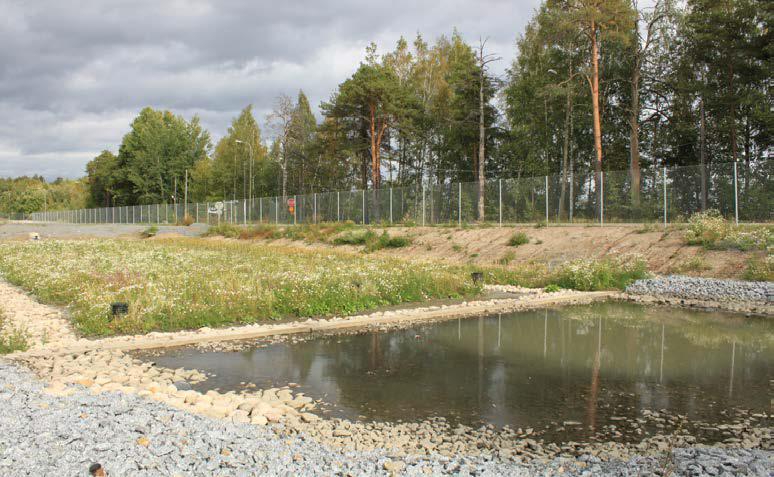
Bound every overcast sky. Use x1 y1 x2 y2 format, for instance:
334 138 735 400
0 0 540 180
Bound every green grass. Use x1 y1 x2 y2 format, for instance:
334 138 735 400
0 238 470 336
0 310 29 354
507 232 530 247
141 225 159 238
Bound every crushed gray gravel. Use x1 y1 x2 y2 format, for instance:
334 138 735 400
0 222 208 240
1 362 771 476
626 275 773 303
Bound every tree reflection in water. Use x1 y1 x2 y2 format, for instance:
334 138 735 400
150 302 772 441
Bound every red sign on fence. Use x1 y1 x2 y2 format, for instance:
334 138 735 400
287 198 295 207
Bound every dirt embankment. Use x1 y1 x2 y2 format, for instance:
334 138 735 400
266 225 762 279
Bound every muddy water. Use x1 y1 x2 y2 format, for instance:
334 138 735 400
148 303 772 440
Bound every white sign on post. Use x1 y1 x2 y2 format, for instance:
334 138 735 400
208 202 224 216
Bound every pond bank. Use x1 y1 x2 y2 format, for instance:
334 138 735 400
2 362 771 476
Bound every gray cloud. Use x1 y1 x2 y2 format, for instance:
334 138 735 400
0 0 539 179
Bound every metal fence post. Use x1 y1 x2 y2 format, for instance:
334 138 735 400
458 182 462 227
259 198 262 223
243 200 247 225
733 161 739 225
600 171 604 227
275 197 278 224
337 191 340 222
499 179 502 227
314 193 317 223
294 195 297 225
569 172 574 223
663 166 667 227
545 175 549 224
422 185 426 226
361 190 365 224
389 188 393 224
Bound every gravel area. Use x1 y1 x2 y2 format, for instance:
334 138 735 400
626 275 773 303
1 362 771 476
0 222 207 240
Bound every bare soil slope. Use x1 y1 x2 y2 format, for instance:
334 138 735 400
267 225 760 279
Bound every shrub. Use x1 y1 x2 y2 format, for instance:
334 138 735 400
552 254 649 291
534 221 547 229
507 232 529 247
544 284 562 293
684 210 772 251
141 225 158 238
685 210 731 247
743 256 773 282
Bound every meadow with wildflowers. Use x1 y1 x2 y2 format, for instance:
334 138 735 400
0 239 480 336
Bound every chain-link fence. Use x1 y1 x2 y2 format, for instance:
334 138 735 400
28 159 773 226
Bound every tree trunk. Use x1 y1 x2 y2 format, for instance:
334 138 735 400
629 66 641 207
559 84 573 220
477 57 486 222
699 93 707 211
590 22 604 213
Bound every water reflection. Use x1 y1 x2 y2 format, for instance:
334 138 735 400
149 303 772 439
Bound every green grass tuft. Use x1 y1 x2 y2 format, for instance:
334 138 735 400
507 232 530 247
0 311 29 354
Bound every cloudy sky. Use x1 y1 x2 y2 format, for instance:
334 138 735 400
0 0 540 180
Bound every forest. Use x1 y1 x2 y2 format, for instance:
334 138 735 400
2 0 770 217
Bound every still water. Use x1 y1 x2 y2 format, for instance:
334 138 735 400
147 303 772 439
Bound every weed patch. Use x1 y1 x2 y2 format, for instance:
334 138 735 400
507 232 529 247
550 255 649 291
0 311 29 354
743 256 773 282
684 210 772 251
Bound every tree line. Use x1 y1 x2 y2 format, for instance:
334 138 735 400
3 0 770 218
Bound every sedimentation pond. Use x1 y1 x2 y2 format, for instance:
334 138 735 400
145 302 772 442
